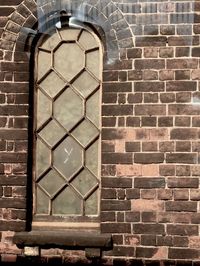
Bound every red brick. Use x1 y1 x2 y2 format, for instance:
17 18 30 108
135 60 165 70
168 178 198 188
165 201 197 212
135 105 166 115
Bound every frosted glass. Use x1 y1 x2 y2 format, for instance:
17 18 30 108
42 31 61 50
86 91 100 127
38 120 66 147
36 139 50 178
79 31 99 50
39 169 65 197
53 137 83 180
71 169 97 197
37 90 51 129
86 50 100 79
73 71 99 98
72 120 99 147
36 187 49 214
54 43 84 81
60 28 80 41
39 71 65 98
38 50 51 80
54 88 83 130
85 190 98 215
52 186 81 215
85 140 99 177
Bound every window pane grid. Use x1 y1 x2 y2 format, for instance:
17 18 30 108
34 27 101 219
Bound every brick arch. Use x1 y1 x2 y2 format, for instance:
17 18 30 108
0 0 133 61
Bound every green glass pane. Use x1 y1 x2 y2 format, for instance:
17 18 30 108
54 43 84 81
38 50 51 80
36 139 51 178
53 137 83 180
54 88 83 130
36 187 49 214
78 30 99 50
39 169 65 197
72 120 99 147
39 71 65 98
86 50 100 79
86 91 100 127
85 140 99 177
73 71 99 98
42 31 61 50
71 169 98 197
37 90 51 129
52 186 82 215
60 28 80 41
85 190 98 215
38 120 66 147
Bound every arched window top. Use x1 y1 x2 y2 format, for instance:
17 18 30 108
33 25 102 229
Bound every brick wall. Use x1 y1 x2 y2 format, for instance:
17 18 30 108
0 0 200 265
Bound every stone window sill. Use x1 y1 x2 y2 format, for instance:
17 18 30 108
13 230 112 252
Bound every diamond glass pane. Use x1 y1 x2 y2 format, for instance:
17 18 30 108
39 71 65 98
72 120 99 147
79 31 99 50
52 186 81 215
36 139 50 178
85 140 99 177
86 91 100 127
38 50 51 80
86 50 100 79
37 90 51 129
38 120 66 147
53 137 83 180
60 28 80 41
39 169 65 197
71 169 98 197
73 71 99 98
54 43 84 81
42 31 61 50
36 187 49 214
85 190 98 215
54 88 83 131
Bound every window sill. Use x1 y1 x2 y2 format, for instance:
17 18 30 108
13 230 112 250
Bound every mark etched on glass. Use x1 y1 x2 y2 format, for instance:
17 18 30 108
64 147 73 164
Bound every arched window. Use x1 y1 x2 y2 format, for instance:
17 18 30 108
32 25 102 229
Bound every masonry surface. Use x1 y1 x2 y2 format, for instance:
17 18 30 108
0 0 200 265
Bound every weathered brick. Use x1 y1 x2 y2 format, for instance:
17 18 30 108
135 60 165 70
168 178 198 188
167 224 198 236
166 81 196 92
134 178 165 188
135 105 166 116
102 152 132 164
166 153 197 164
142 141 157 152
135 82 164 92
165 201 197 212
169 248 199 260
170 129 198 140
134 153 164 164
102 177 132 188
174 189 189 200
103 82 132 92
136 36 167 46
141 234 156 246
176 141 191 152
133 224 164 235
101 223 131 233
102 105 133 116
101 200 131 211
